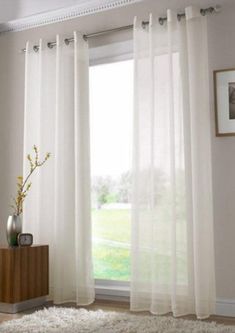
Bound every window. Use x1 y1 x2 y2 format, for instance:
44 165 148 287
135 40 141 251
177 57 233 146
90 59 133 282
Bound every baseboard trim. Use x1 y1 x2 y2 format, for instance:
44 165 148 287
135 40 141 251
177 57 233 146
95 292 235 318
216 298 235 317
47 288 235 318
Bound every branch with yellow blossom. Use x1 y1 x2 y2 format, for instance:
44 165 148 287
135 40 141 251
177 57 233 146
11 145 51 216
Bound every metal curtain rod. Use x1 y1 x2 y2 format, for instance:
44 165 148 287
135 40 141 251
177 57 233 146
21 5 220 53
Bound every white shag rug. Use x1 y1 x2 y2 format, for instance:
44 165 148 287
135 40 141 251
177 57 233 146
0 307 235 333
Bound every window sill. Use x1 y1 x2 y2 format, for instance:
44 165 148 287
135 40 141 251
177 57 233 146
95 279 130 302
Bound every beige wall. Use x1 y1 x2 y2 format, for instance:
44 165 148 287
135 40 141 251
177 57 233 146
0 0 235 301
208 4 235 300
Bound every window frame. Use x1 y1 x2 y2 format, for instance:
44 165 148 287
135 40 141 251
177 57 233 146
89 39 133 66
89 39 133 298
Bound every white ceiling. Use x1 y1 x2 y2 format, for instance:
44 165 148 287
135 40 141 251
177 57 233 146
0 0 98 23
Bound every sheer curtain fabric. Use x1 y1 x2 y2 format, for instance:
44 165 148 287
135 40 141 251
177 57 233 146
23 32 94 305
131 7 215 319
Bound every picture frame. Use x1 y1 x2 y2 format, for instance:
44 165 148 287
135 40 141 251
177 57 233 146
214 68 235 136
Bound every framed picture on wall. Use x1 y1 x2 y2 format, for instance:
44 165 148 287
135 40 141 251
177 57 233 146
214 68 235 136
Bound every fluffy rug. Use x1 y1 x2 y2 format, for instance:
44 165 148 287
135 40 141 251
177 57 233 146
0 307 235 333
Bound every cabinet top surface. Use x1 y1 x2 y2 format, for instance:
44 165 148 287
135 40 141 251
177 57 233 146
0 245 48 250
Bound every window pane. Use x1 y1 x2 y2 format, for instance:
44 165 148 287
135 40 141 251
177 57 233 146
90 60 133 281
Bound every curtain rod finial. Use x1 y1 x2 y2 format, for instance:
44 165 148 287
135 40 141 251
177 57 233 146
214 5 222 13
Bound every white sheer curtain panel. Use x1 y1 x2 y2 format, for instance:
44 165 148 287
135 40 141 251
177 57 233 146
131 7 215 319
23 32 95 305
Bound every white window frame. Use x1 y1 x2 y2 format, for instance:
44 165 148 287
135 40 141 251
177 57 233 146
89 39 133 66
89 39 133 299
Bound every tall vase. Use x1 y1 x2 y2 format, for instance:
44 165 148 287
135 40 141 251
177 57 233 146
6 215 22 246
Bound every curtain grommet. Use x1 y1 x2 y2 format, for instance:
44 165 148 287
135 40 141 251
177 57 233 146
159 17 166 25
142 21 149 29
177 13 185 21
33 45 39 52
47 42 54 49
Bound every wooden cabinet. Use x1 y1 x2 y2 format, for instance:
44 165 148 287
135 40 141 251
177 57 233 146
0 245 49 312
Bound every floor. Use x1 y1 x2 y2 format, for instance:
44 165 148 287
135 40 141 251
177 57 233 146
0 300 235 326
